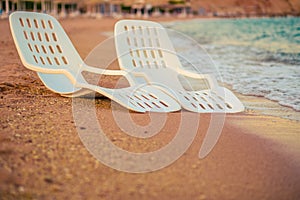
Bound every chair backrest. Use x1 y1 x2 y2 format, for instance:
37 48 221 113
9 11 84 94
9 11 83 74
115 20 183 71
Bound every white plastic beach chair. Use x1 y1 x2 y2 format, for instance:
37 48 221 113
114 20 244 113
9 12 181 112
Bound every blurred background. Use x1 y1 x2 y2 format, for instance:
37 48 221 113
1 0 300 19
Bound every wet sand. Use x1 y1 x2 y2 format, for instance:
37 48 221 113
0 17 300 199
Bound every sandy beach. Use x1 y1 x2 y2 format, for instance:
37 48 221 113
0 16 300 199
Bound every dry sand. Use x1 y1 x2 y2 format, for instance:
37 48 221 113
0 17 300 199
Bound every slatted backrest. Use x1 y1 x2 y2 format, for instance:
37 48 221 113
115 20 183 71
9 12 83 74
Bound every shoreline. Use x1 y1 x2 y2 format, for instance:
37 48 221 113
236 92 300 122
221 82 300 122
1 17 299 199
160 17 300 120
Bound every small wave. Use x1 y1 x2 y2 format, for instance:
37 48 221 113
257 52 300 65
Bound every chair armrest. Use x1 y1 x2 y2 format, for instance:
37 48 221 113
81 64 136 85
177 68 219 90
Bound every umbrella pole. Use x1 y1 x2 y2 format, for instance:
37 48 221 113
5 0 9 14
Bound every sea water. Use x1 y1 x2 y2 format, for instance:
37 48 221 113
164 17 300 116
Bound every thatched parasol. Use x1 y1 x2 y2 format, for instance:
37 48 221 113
122 0 170 7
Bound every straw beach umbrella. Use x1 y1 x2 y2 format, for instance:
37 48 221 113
85 0 122 17
146 0 169 16
51 0 82 17
122 0 170 17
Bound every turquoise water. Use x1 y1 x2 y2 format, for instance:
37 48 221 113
166 17 300 112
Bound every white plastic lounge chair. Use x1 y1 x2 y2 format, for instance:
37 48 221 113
114 20 244 113
9 12 181 112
